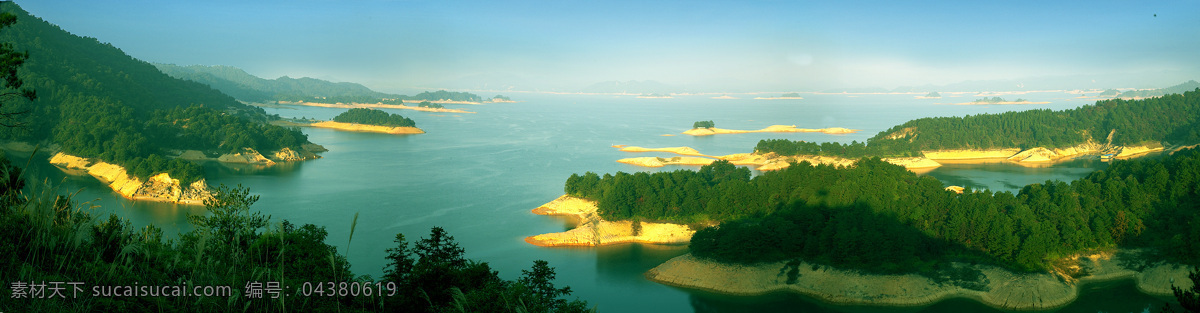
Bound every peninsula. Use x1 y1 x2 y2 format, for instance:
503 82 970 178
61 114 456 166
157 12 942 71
646 252 1191 311
524 195 694 247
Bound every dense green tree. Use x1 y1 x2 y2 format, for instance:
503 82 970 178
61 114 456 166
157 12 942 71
568 147 1200 272
0 10 35 126
757 88 1200 158
0 3 313 184
332 107 416 127
1 157 591 312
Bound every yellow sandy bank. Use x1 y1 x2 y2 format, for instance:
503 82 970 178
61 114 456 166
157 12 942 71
49 153 211 205
683 125 859 136
178 145 322 166
525 195 694 247
617 156 716 167
645 253 1192 311
310 121 425 134
618 146 709 157
1116 145 1164 158
613 146 942 172
280 101 476 114
922 149 1024 160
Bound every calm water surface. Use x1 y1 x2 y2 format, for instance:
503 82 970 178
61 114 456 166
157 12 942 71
15 92 1174 312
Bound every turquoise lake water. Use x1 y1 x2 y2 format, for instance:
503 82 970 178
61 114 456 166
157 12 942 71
12 92 1175 312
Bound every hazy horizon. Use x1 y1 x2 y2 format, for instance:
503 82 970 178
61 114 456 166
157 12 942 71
19 0 1200 93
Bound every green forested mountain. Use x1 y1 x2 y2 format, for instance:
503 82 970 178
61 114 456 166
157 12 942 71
755 87 1200 158
0 3 310 183
154 63 483 104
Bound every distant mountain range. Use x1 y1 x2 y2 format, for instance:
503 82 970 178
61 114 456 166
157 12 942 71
579 80 684 94
154 63 484 103
1117 80 1200 99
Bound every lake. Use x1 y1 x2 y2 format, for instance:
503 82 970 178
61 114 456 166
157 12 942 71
13 92 1174 312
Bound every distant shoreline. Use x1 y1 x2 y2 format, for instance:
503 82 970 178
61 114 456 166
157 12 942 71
277 101 477 114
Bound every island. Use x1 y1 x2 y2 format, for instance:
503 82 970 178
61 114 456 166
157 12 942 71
490 95 515 103
311 108 425 134
953 96 1049 105
637 93 673 99
416 101 444 109
915 91 942 99
754 92 804 100
682 125 859 136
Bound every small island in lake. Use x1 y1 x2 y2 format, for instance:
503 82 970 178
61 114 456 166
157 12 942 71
311 108 425 134
637 93 673 99
417 101 444 109
954 96 1048 105
754 92 804 100
490 95 515 103
915 91 941 99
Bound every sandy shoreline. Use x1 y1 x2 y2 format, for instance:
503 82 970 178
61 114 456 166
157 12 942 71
49 153 212 205
309 121 425 134
525 195 694 247
279 101 476 113
645 252 1193 310
612 145 941 172
921 143 1165 165
683 125 858 136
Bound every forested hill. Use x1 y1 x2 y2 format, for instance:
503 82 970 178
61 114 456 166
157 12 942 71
755 87 1200 158
0 3 311 184
154 63 483 104
566 149 1200 273
868 87 1200 151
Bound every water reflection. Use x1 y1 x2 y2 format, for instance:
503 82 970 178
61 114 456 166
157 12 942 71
683 279 1168 313
594 243 688 285
7 151 210 236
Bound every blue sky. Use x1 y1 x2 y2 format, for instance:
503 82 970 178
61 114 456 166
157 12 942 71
17 0 1200 92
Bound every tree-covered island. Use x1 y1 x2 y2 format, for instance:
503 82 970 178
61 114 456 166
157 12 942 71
333 108 417 128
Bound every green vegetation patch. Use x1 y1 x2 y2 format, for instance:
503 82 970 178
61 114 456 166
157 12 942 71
332 108 416 128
